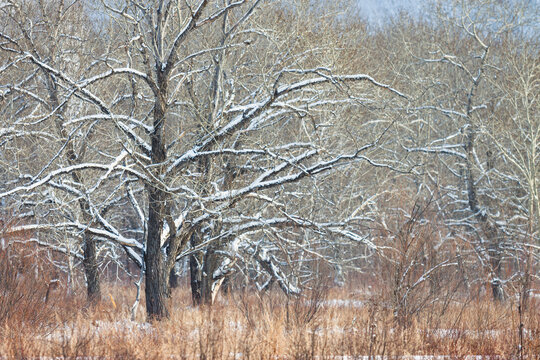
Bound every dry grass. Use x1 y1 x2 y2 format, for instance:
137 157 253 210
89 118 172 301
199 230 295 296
0 274 538 359
0 228 538 359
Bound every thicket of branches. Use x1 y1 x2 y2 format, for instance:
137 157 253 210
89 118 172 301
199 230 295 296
0 0 538 320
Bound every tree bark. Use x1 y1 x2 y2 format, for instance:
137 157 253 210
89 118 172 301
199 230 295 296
144 76 170 319
488 241 504 301
189 230 204 305
46 70 102 303
462 51 505 302
169 263 180 289
145 188 169 319
190 252 203 306
82 235 100 302
200 244 221 305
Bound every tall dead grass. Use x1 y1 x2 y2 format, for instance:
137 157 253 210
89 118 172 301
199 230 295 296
1 218 538 358
0 278 538 359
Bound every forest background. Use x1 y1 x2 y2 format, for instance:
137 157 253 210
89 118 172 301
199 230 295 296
0 0 538 357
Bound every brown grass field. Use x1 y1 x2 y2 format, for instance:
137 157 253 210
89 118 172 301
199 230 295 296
0 277 538 359
1 233 539 359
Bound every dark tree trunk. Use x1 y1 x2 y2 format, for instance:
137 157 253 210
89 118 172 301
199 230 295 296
189 233 225 306
190 252 203 306
491 278 504 301
145 188 169 319
489 241 504 301
145 82 169 318
221 275 231 295
200 259 213 306
143 65 172 319
169 263 180 289
83 235 100 302
200 245 222 305
520 249 533 310
464 102 505 303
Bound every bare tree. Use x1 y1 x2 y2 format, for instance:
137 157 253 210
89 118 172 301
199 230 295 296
485 35 540 304
396 0 539 300
1 0 407 319
0 0 117 300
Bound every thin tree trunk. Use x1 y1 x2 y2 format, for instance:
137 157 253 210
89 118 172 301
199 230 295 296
189 234 203 306
462 47 505 302
489 241 504 301
45 69 102 303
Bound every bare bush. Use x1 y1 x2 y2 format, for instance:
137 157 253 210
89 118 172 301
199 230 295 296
0 230 58 332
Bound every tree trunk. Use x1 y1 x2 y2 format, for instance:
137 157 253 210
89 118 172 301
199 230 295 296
46 71 102 303
491 278 504 301
169 262 180 289
82 235 100 302
464 106 504 302
200 246 220 305
190 252 203 306
489 241 504 301
144 68 171 319
145 188 169 320
190 237 226 306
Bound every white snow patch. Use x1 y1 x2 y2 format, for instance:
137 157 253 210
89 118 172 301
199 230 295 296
322 299 365 308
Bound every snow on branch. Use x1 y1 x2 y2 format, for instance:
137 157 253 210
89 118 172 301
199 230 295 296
204 145 375 202
166 72 405 175
249 245 301 296
164 0 209 74
195 1 246 28
0 127 56 141
6 223 143 250
404 145 467 160
274 72 408 100
79 67 158 95
63 114 153 134
0 162 149 200
22 53 112 115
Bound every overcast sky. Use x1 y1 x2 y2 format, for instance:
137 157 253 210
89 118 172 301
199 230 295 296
356 0 423 25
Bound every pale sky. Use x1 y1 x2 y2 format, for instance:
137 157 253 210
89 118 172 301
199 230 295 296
356 0 423 25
